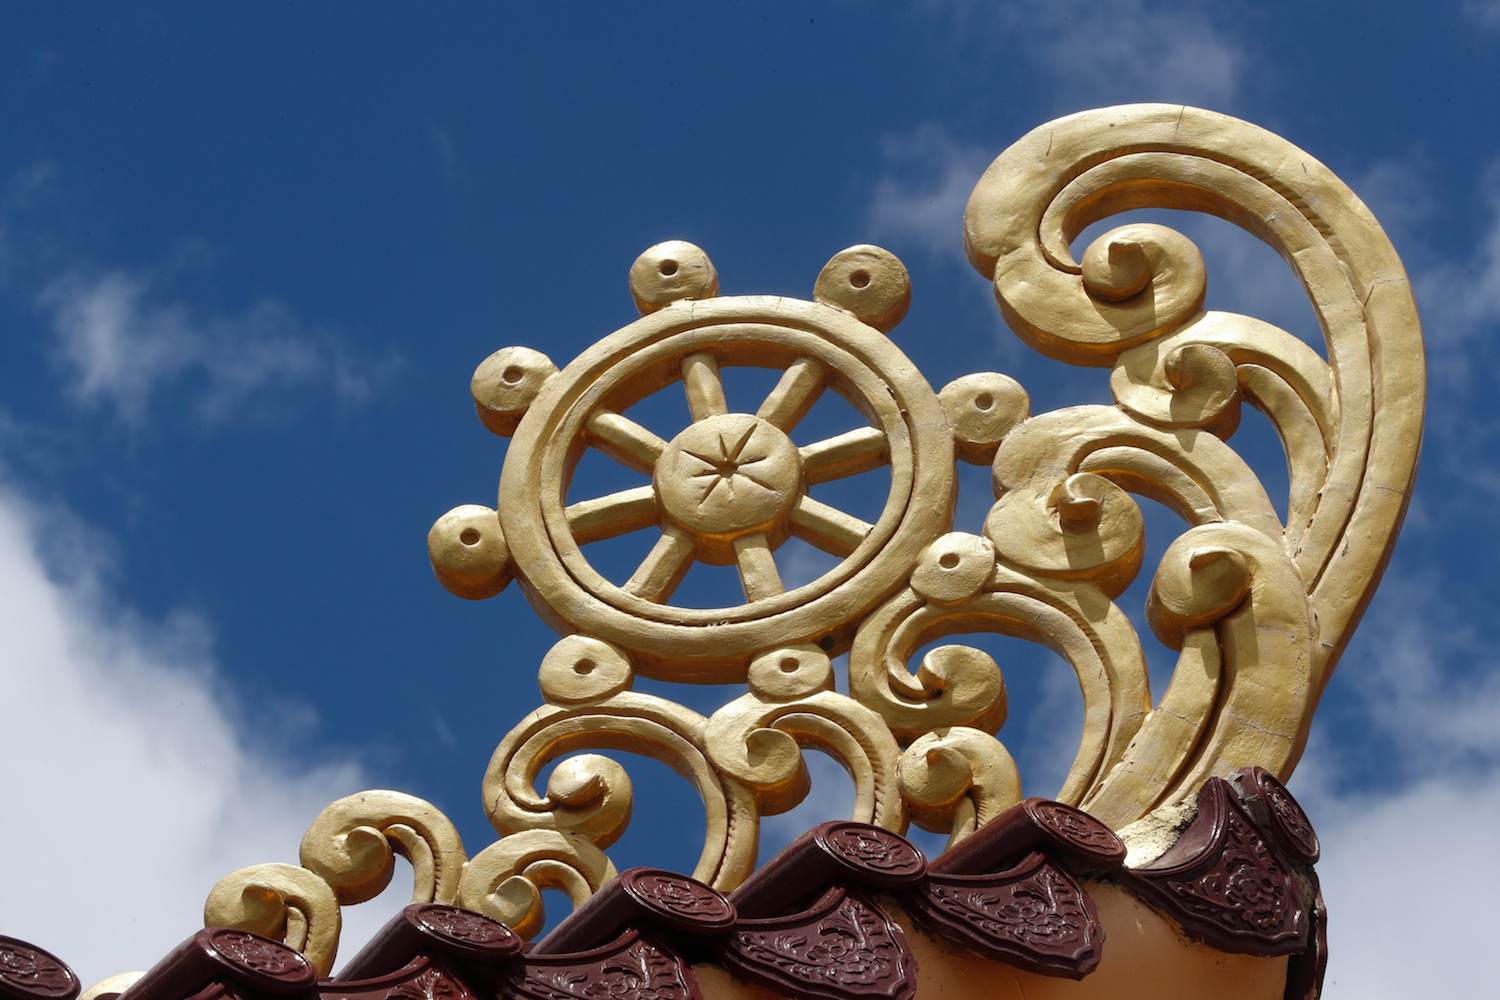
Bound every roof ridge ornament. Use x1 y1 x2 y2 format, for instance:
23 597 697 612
189 103 1422 984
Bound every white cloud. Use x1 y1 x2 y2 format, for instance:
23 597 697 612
37 267 396 430
1339 577 1500 772
1020 0 1245 110
920 0 1247 109
867 124 993 263
758 750 857 858
1414 161 1500 359
1349 153 1437 254
872 0 1250 262
432 126 466 188
1288 568 1500 996
0 161 54 286
1301 769 1500 998
1357 156 1500 475
0 471 398 987
1463 0 1500 30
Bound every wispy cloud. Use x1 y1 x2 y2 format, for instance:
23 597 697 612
3 162 399 433
1294 572 1500 997
1318 573 1500 784
758 750 858 862
866 123 992 263
1371 156 1500 483
1464 0 1500 30
0 160 54 286
0 471 404 985
0 163 411 978
1348 151 1438 254
874 0 1253 264
38 267 398 430
1017 0 1245 109
920 0 1248 109
1304 759 1500 998
432 125 467 188
1414 161 1500 358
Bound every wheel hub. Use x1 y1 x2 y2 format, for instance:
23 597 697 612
654 413 803 563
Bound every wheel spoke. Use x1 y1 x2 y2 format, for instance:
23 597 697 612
790 496 872 557
733 531 784 602
566 486 658 544
682 351 729 420
624 526 696 602
757 358 826 432
800 426 889 484
587 410 667 474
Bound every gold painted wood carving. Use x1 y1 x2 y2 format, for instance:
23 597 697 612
205 104 1424 966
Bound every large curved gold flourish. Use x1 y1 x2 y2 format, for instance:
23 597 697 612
966 104 1423 684
957 104 1422 825
1082 521 1314 824
850 550 1151 811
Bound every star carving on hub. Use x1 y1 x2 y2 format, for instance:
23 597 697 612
684 423 779 507
652 412 806 559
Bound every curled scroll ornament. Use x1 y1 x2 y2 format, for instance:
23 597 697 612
851 104 1421 832
204 863 342 976
299 789 467 906
703 644 907 832
965 104 1422 678
482 634 762 893
457 829 617 941
205 790 618 967
897 726 1022 851
855 103 1421 829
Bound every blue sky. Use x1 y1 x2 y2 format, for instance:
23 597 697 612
1 4 1497 996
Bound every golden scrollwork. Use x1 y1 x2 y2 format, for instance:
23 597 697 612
299 790 467 906
205 790 621 961
850 549 1151 815
965 105 1422 672
456 829 617 940
898 726 1022 851
704 644 906 830
210 104 1423 971
483 634 760 891
204 862 342 974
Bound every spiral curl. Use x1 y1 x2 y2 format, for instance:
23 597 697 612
898 727 1022 850
203 863 341 976
457 830 616 940
299 789 466 906
705 652 906 832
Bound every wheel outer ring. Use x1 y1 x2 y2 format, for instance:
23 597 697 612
542 324 909 609
500 296 955 682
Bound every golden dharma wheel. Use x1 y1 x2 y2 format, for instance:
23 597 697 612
492 244 955 681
